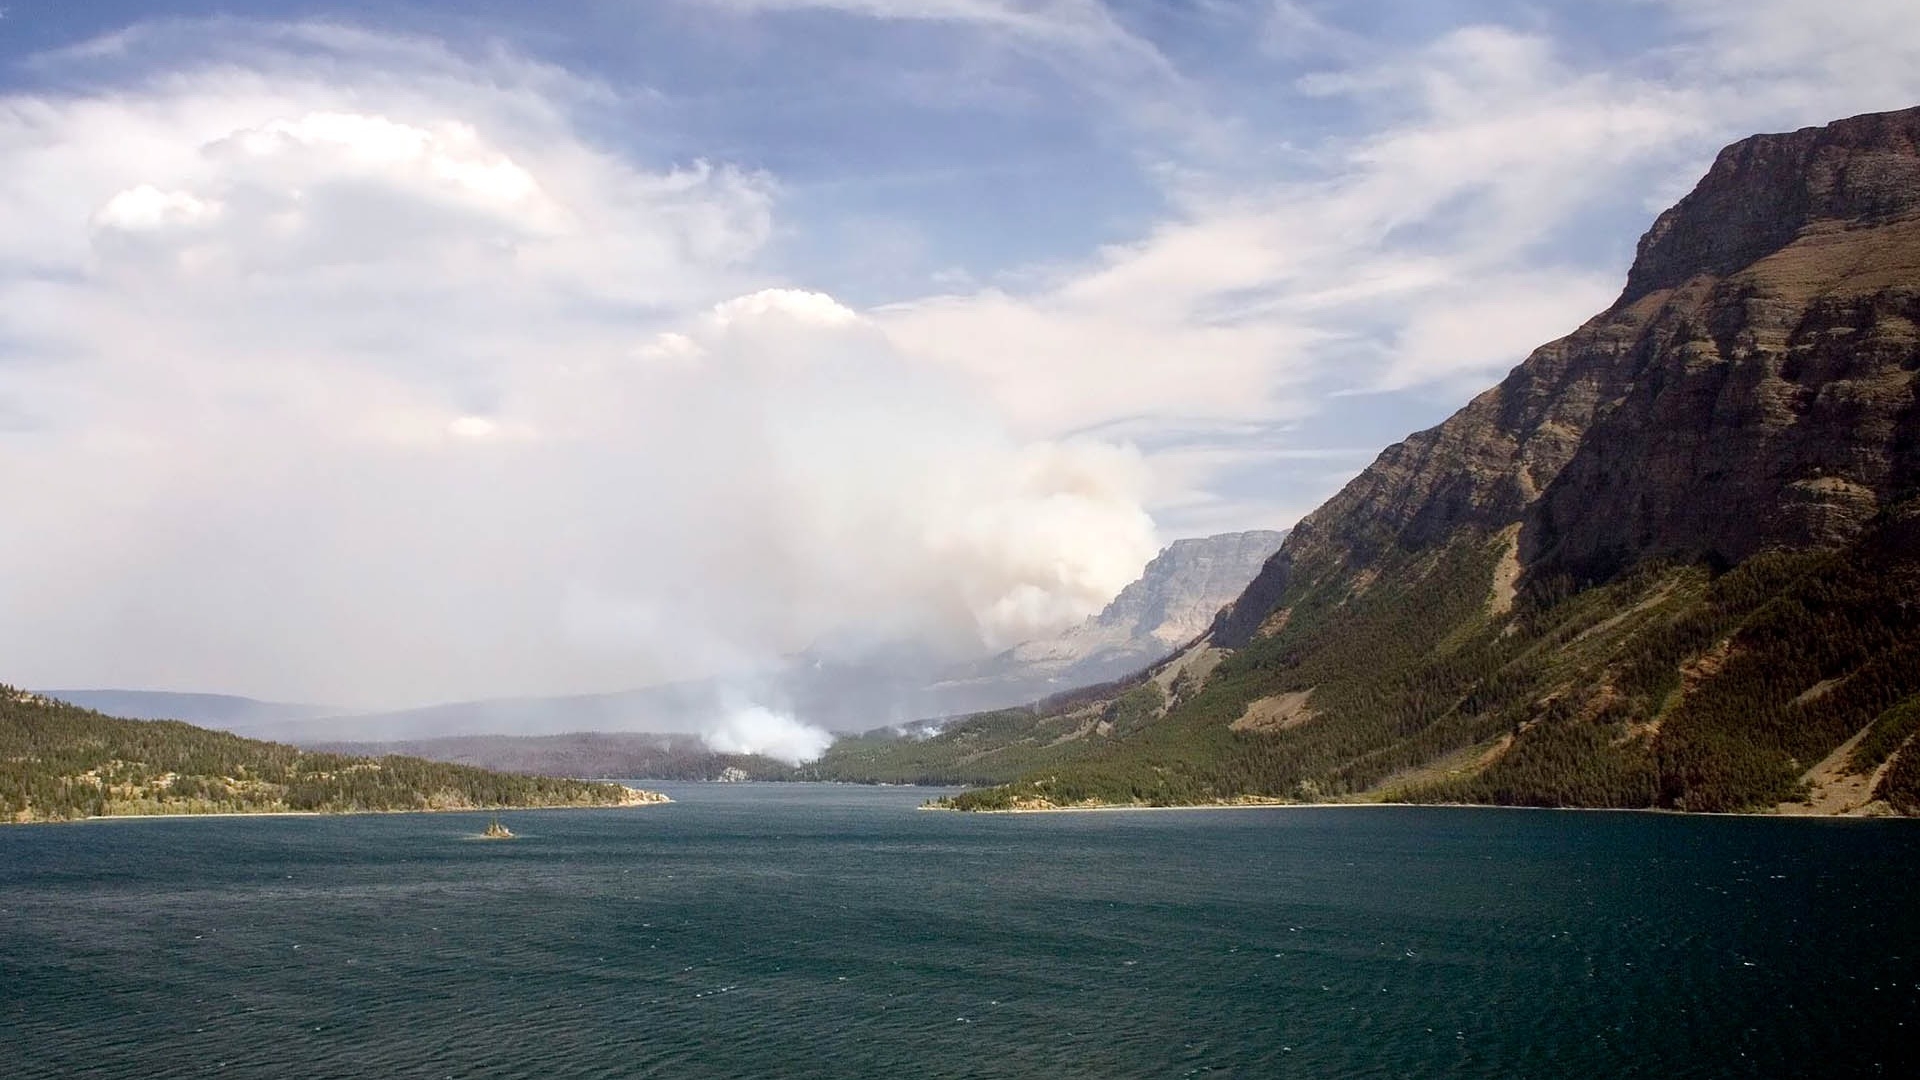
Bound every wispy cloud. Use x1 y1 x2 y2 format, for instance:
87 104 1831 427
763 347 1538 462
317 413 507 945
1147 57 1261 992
865 24 1697 521
700 0 1173 69
848 5 1920 531
690 0 1212 141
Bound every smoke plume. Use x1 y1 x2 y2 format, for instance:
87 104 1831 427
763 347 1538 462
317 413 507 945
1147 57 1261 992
702 706 836 766
0 42 1161 721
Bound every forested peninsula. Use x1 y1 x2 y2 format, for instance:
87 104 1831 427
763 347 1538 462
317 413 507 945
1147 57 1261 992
2 687 663 824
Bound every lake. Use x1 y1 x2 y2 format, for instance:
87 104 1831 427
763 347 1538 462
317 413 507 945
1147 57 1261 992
3 784 1916 1078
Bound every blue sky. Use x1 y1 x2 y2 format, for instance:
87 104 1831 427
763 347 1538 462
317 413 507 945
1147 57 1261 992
1 1 1917 706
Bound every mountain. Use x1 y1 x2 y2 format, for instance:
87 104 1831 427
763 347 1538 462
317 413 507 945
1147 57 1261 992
917 529 1287 715
869 106 1920 815
39 690 341 736
0 687 660 823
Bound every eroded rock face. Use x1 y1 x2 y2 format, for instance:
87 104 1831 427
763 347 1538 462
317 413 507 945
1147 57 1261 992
1622 108 1920 304
1217 106 1920 644
1531 273 1920 583
1087 530 1291 648
953 529 1287 693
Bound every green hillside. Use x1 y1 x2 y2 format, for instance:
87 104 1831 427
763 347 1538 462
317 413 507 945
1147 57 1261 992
926 504 1920 813
806 682 1165 787
1 689 656 823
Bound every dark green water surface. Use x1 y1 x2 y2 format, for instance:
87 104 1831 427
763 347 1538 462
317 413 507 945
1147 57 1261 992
3 785 1917 1078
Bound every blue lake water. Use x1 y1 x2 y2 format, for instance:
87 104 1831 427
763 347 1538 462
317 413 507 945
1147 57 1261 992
3 784 1917 1078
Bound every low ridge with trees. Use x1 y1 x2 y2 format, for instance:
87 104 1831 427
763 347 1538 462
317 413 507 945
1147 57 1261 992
1 689 659 823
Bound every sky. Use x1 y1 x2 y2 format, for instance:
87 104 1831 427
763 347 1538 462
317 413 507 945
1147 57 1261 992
1 0 1918 712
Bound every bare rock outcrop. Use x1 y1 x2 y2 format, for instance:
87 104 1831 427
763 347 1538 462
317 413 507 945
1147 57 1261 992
1218 106 1920 644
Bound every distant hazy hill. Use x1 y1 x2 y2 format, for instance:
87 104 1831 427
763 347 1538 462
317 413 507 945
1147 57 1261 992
310 731 790 782
1 688 656 823
40 689 340 736
845 107 1920 816
271 683 727 743
201 530 1286 748
922 530 1286 712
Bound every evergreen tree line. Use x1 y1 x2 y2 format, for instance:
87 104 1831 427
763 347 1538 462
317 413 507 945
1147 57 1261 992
1 692 640 822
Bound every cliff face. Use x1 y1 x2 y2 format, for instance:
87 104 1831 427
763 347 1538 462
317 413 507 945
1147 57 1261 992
931 529 1286 707
1621 108 1920 304
1220 106 1920 644
1531 219 1920 583
1017 530 1288 659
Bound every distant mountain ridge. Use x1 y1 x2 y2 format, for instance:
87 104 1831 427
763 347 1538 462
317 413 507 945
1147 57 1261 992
309 732 790 783
47 531 1288 753
924 530 1286 711
39 690 341 735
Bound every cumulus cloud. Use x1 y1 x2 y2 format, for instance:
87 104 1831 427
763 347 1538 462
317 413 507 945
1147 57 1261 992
592 288 1159 658
0 25 1157 713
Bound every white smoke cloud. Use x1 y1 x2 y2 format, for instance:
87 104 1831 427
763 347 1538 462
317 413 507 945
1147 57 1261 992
702 705 836 765
0 26 1160 713
563 288 1161 663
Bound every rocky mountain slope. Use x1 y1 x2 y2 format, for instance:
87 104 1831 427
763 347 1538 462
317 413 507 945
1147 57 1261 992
1220 106 1920 641
921 530 1285 712
876 107 1920 815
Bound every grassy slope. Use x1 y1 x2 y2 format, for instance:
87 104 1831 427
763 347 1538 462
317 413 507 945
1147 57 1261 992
1 691 650 823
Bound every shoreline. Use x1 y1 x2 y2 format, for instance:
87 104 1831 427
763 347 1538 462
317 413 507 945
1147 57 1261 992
921 798 1909 820
8 790 672 828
